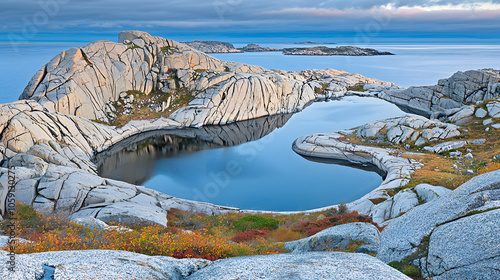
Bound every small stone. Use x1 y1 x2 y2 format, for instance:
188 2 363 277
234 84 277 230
466 169 474 174
483 118 494 126
131 38 145 48
475 107 487 118
465 153 473 159
119 92 128 98
469 139 486 145
449 151 462 158
415 137 426 146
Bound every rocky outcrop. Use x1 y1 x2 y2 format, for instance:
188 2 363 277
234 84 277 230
377 170 500 279
238 43 280 52
0 249 210 279
285 222 380 255
292 114 461 223
20 31 395 127
0 31 401 226
186 252 411 280
379 69 500 117
20 31 262 121
181 40 242 53
283 46 394 56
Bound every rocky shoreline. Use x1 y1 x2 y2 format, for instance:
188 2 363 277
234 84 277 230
1 31 499 279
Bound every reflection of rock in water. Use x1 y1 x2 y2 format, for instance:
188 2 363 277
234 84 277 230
97 136 222 185
96 113 293 185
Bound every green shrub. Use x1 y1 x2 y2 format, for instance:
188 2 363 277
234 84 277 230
233 215 283 232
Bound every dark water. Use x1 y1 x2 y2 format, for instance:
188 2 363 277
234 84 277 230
98 97 405 211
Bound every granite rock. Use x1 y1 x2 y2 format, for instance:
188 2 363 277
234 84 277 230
186 252 411 280
286 222 381 255
0 249 210 280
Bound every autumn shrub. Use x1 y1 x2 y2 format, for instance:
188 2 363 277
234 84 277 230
293 211 375 236
231 229 270 243
167 208 205 230
477 162 500 175
233 215 283 232
267 228 306 242
2 204 290 261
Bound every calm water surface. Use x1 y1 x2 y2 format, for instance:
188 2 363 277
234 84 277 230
99 97 404 211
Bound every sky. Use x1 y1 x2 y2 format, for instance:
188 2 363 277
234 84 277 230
1 0 500 43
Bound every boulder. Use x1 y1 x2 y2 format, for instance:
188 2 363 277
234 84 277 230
424 209 500 279
95 201 168 227
390 189 419 218
0 250 210 280
130 38 145 48
186 252 411 280
413 184 451 203
380 69 500 116
475 107 487 118
423 140 467 153
447 105 474 124
486 101 500 118
377 170 500 280
286 222 380 255
71 217 108 231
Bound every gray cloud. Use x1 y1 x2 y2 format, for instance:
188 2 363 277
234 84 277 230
0 0 499 39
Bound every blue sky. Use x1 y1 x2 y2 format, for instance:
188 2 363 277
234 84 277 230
1 0 500 43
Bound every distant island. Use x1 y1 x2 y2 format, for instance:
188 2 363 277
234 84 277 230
238 43 280 52
294 41 336 44
182 40 242 53
283 46 394 56
183 40 393 56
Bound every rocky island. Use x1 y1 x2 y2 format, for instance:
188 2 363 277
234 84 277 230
0 31 499 279
237 43 280 52
181 40 242 53
283 46 394 56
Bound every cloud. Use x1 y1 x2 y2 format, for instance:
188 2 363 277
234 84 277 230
0 0 499 39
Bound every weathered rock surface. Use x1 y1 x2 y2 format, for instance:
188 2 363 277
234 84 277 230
423 139 486 153
413 184 451 203
285 222 380 255
20 31 395 128
182 40 242 53
292 114 463 223
356 114 460 145
379 69 500 117
186 252 411 280
377 170 500 279
20 31 262 121
0 249 210 279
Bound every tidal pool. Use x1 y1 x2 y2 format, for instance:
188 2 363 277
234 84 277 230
97 97 404 211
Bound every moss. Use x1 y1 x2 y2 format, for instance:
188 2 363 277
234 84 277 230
161 46 179 54
465 207 500 217
126 42 144 50
369 198 387 205
344 240 366 253
389 261 423 278
346 84 366 92
314 83 329 94
81 51 92 66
